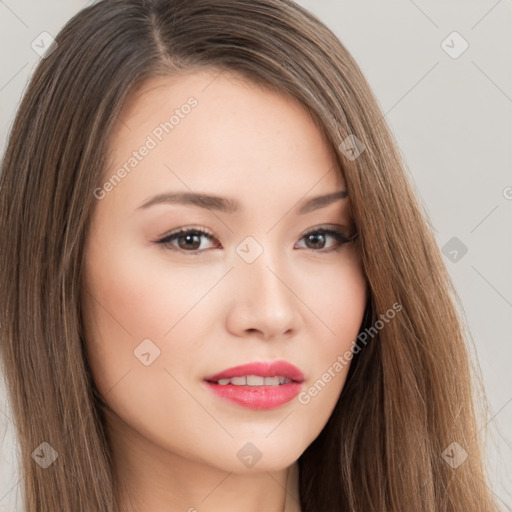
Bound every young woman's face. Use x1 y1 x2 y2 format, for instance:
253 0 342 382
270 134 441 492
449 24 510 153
82 70 367 475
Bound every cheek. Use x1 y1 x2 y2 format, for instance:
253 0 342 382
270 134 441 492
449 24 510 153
81 239 225 392
295 252 367 417
85 230 221 335
300 250 367 347
80 243 221 443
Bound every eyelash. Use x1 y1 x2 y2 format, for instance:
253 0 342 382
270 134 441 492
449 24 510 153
155 225 357 255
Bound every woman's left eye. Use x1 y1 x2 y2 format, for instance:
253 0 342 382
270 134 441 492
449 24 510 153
155 226 355 254
296 228 354 251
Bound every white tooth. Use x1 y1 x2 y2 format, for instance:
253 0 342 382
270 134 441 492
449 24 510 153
216 375 292 386
246 375 265 386
230 376 247 385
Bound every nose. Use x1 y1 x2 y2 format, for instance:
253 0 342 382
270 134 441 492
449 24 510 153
225 248 301 341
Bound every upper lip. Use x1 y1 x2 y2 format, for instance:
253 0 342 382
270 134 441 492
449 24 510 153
204 360 305 383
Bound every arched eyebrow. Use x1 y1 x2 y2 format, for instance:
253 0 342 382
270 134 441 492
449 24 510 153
137 189 348 214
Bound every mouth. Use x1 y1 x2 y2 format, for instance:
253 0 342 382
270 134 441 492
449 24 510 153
208 375 294 386
203 360 304 410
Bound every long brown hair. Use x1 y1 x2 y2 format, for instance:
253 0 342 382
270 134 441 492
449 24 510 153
0 1 499 510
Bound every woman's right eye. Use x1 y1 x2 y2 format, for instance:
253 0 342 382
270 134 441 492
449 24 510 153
156 227 221 253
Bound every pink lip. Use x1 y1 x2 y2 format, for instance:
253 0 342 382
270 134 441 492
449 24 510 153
203 360 304 410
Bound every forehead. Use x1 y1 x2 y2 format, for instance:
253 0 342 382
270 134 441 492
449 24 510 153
102 70 346 212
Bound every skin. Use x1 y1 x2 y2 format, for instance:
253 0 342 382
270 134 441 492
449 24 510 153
81 69 368 512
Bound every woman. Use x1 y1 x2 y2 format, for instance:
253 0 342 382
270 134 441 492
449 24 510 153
0 0 499 511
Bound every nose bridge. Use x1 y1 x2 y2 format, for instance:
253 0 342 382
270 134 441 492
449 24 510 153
229 234 298 337
239 230 290 289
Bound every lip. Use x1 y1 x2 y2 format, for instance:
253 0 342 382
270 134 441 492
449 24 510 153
204 360 305 383
203 360 305 410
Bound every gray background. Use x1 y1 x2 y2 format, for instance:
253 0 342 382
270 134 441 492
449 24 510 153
1 1 511 510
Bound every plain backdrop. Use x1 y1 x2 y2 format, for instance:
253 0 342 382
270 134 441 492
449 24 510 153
1 1 511 511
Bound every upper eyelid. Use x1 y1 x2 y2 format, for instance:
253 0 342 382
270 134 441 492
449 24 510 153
158 225 214 241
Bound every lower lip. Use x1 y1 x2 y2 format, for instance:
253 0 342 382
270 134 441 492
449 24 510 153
203 381 303 410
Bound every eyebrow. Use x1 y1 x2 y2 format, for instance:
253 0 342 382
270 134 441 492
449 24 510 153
138 189 348 214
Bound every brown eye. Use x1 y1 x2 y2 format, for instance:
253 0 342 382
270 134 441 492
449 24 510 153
304 232 328 250
157 227 219 253
175 232 202 250
295 228 356 252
